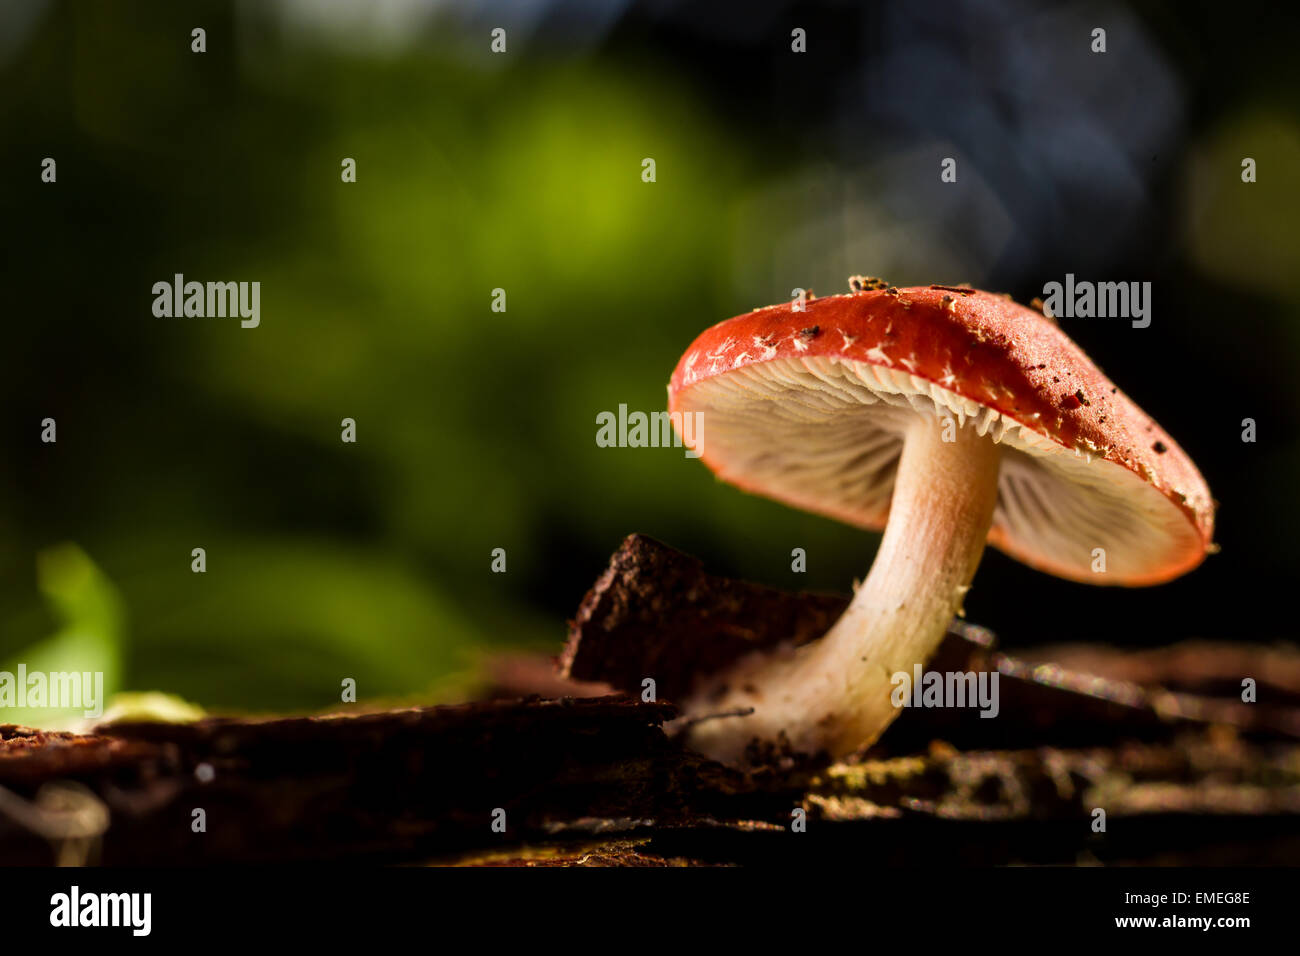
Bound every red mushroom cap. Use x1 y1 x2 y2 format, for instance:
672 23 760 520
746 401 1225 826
668 285 1215 586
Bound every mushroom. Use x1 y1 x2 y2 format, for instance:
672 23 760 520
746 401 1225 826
668 282 1215 765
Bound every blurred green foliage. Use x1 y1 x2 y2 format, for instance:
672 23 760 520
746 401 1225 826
0 2 860 719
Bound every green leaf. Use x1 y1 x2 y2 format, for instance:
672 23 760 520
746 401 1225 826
0 545 124 730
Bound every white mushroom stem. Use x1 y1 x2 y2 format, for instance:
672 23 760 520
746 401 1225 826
682 413 1003 764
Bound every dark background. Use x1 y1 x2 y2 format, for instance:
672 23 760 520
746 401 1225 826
1 0 1296 721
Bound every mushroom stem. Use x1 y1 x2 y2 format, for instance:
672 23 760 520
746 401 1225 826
683 413 1003 764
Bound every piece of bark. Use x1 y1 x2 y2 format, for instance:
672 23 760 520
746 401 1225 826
644 730 1300 867
0 698 779 865
4 703 1300 865
561 533 993 704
